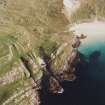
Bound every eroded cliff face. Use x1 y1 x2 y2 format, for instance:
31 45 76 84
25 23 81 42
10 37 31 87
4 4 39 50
0 0 74 105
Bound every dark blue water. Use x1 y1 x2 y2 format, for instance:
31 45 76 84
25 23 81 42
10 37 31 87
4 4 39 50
78 41 105 105
40 41 105 105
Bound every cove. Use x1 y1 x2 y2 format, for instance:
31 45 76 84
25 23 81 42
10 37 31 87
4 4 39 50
70 20 105 105
70 21 105 80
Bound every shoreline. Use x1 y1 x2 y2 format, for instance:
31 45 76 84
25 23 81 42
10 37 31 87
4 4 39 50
70 20 105 44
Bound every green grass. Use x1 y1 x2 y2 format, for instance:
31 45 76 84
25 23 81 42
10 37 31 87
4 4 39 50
39 35 58 56
0 43 9 58
0 33 21 76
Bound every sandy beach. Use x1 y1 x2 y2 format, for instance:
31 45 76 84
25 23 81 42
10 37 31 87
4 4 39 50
70 20 105 45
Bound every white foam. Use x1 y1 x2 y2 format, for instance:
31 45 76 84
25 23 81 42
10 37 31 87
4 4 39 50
58 88 64 94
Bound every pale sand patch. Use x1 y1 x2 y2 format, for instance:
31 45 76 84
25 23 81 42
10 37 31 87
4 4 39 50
70 20 105 45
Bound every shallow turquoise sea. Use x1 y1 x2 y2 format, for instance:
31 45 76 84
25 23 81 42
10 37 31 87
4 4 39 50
79 39 105 80
79 40 105 60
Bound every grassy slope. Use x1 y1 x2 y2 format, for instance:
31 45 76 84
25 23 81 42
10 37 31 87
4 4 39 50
0 0 71 104
1 0 105 104
70 0 105 23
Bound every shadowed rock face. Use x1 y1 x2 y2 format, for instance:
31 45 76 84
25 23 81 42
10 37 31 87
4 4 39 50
56 70 76 82
49 76 64 94
68 50 80 67
20 54 64 94
41 73 64 94
55 49 81 82
56 49 80 78
38 46 78 94
19 44 79 96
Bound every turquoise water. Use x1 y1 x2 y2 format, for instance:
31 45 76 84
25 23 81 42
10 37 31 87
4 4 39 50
70 21 105 104
79 41 105 61
70 21 105 82
78 38 105 105
79 40 105 81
